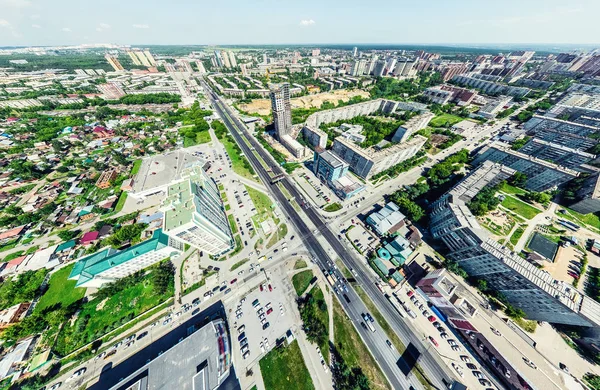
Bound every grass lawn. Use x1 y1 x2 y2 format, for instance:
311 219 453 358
220 135 256 181
509 226 525 246
228 214 238 234
501 195 542 220
311 286 330 364
35 264 86 313
294 259 307 270
259 340 315 390
429 113 464 128
114 191 127 213
500 182 527 195
196 130 211 144
560 207 600 234
332 298 391 390
323 202 342 212
130 159 142 176
245 185 274 222
230 258 249 272
292 270 314 296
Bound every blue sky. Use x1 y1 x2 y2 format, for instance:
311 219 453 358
0 0 598 46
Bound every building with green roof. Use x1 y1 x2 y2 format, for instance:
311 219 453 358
162 165 233 256
68 229 182 288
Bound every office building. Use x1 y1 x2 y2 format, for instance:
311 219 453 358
68 229 182 288
571 173 600 215
473 143 579 192
104 54 124 71
517 138 596 171
269 83 293 139
332 135 427 179
162 166 233 256
107 319 232 390
391 111 435 143
279 134 306 158
313 149 348 183
429 161 600 328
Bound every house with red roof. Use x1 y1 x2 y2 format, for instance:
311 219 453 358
79 231 99 245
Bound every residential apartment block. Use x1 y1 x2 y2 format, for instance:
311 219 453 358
269 83 293 140
429 161 600 329
331 135 427 179
452 74 531 97
391 111 435 143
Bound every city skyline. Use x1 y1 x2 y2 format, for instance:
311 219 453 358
0 0 599 46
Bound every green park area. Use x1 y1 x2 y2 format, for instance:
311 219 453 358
292 270 314 296
297 285 329 364
332 298 390 390
259 340 315 390
53 261 174 355
212 121 256 181
501 195 542 220
429 113 464 128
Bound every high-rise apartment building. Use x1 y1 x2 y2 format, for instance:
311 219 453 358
228 51 237 68
353 47 358 57
104 54 124 71
143 50 157 66
429 161 600 329
162 165 233 256
269 83 292 140
126 50 141 66
214 51 224 68
350 59 367 76
372 60 386 77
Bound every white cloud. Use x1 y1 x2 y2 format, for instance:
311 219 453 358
132 24 150 29
30 14 40 19
62 27 72 32
98 23 111 29
299 19 316 27
0 0 32 8
31 24 41 28
0 19 11 28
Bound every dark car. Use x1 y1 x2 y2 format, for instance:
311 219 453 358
137 331 148 340
262 322 270 330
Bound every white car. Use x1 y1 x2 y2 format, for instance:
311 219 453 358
48 383 62 390
66 368 86 382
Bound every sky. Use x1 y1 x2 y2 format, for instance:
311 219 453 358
0 0 599 47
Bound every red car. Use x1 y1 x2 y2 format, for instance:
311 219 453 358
407 290 414 297
428 316 437 323
429 336 439 347
260 284 264 292
230 278 237 284
268 284 273 292
266 308 273 315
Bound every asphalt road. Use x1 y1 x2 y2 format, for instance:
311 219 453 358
203 83 456 390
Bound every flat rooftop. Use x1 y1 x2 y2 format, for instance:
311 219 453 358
111 319 231 390
132 150 202 195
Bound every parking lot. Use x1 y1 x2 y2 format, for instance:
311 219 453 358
292 170 335 209
345 221 379 254
224 270 296 371
402 286 496 390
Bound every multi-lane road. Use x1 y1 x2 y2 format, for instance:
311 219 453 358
203 82 457 390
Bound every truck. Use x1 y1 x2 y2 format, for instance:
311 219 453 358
326 275 335 286
386 293 405 318
362 313 376 332
258 256 266 263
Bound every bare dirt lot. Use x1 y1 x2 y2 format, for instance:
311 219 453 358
239 89 371 116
